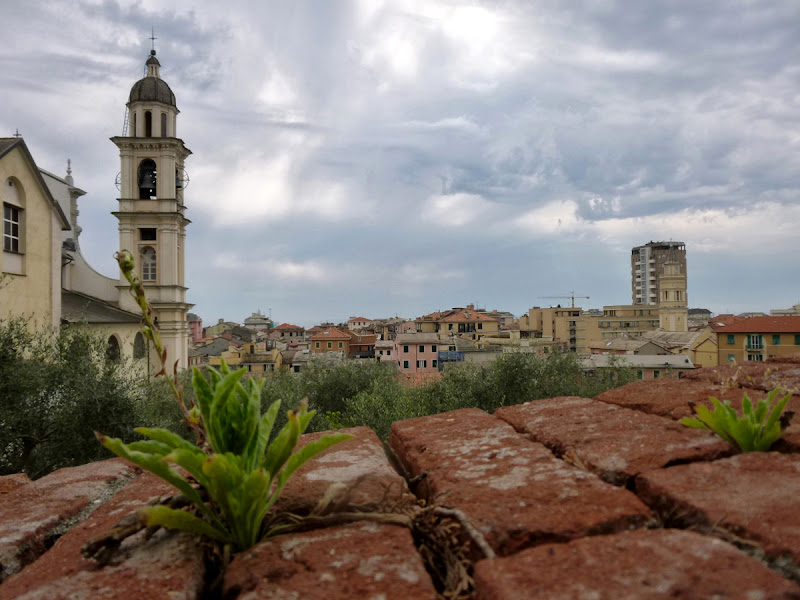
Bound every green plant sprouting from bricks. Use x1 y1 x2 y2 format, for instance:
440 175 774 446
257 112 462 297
680 388 793 452
96 250 352 551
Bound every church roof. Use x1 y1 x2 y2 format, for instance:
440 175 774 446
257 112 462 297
129 76 176 107
0 138 70 230
61 290 141 324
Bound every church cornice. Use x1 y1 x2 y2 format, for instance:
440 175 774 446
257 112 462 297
110 137 192 158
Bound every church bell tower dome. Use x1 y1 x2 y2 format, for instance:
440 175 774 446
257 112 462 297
128 50 177 107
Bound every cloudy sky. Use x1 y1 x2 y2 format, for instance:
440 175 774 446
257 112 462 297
3 1 799 327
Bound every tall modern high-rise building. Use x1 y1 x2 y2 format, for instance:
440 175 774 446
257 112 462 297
632 241 688 332
631 241 687 306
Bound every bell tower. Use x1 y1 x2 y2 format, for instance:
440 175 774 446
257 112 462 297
111 49 192 370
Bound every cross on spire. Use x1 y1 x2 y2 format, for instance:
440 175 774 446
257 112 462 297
149 27 157 52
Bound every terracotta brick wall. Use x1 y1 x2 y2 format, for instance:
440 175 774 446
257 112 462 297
1 355 799 598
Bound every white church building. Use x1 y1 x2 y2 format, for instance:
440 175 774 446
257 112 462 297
0 49 192 374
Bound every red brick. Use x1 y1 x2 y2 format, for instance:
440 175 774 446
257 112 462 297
223 522 437 599
496 397 731 485
636 453 800 565
474 528 800 599
770 354 800 366
681 361 800 393
0 475 30 497
0 459 137 582
274 427 413 515
390 409 651 556
0 471 206 600
594 378 799 419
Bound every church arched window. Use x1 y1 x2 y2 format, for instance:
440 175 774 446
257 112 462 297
137 159 157 199
133 332 146 359
106 335 121 362
141 246 157 281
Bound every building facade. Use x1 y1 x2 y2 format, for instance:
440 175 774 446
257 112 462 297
631 241 686 306
713 316 800 364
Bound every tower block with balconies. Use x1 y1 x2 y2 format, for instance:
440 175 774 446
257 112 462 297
111 50 192 370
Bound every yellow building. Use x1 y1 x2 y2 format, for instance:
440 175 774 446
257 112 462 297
640 327 718 368
208 341 282 376
713 316 800 364
1 139 70 329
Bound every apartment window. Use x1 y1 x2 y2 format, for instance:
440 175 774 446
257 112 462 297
293 366 301 373
748 334 763 349
327 342 332 349
416 360 426 368
3 204 21 253
338 342 343 348
403 345 409 353
403 360 409 369
748 354 764 362
727 335 735 345
387 350 391 356
140 246 157 281
796 335 800 345
379 350 383 355
419 345 425 353
478 323 483 330
432 360 438 368
772 335 781 345
636 370 643 379
449 346 455 351
448 324 453 330
315 342 320 349
431 345 437 353
728 354 735 362
653 370 660 378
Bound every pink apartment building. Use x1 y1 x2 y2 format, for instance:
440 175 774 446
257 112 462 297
393 333 440 373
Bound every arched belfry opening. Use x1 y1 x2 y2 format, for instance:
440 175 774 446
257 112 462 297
138 159 157 199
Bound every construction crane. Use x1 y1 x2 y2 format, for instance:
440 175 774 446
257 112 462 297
537 292 590 308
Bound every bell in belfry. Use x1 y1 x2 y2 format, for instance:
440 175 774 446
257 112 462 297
138 159 157 198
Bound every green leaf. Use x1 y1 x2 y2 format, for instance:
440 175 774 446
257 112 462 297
207 368 247 453
138 505 229 543
191 367 214 429
164 448 212 489
262 410 301 478
98 434 219 526
741 394 753 419
679 417 708 429
126 440 172 456
277 433 353 489
763 390 791 434
134 427 201 454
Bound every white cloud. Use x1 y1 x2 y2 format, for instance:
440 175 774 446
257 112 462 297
423 193 491 227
